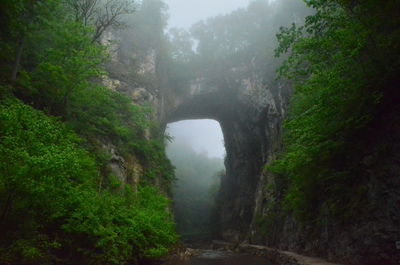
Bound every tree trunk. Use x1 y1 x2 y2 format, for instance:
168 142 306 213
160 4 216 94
0 192 14 225
11 37 25 82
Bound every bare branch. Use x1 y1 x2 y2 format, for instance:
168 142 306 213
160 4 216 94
65 0 134 41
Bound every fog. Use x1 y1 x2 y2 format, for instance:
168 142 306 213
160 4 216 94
166 137 224 238
163 0 309 164
164 0 250 29
166 120 225 159
108 0 312 239
166 120 225 238
159 0 311 239
163 0 244 159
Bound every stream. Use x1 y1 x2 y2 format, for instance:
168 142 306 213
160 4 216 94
165 249 271 265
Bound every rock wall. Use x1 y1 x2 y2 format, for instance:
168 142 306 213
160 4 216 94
162 54 400 264
248 77 400 265
99 30 164 189
99 22 291 247
164 72 291 242
101 23 400 265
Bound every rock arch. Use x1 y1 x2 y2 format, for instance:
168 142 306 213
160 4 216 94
162 78 289 241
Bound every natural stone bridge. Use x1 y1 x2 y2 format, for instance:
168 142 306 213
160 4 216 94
162 77 290 241
103 30 290 241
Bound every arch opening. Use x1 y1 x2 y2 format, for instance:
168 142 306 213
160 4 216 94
165 119 226 245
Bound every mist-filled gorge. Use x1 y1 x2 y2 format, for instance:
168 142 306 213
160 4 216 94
1 0 400 264
166 120 225 242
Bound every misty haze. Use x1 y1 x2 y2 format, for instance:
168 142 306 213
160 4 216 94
166 120 225 158
1 0 398 265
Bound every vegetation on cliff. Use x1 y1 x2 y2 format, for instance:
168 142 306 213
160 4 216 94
0 0 177 264
2 0 399 263
165 0 310 95
268 0 400 231
0 97 177 264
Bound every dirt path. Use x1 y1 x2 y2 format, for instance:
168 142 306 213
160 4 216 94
280 249 345 265
212 241 346 265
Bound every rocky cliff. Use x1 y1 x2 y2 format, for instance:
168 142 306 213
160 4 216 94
160 64 291 242
248 75 400 265
98 27 168 191
103 30 292 242
101 4 400 263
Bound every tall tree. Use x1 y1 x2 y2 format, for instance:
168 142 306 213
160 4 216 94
65 0 135 42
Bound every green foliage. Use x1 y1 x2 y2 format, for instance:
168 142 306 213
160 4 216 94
0 0 178 264
186 0 311 92
138 138 176 182
0 98 177 264
67 84 151 155
0 0 174 183
117 0 170 92
268 0 400 223
0 97 95 264
20 18 107 116
62 186 177 263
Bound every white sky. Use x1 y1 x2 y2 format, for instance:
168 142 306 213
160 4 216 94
164 0 251 29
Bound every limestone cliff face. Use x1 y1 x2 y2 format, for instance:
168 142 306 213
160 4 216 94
99 31 163 188
164 71 291 241
99 24 292 241
102 32 400 264
161 55 400 264
248 79 400 265
103 29 292 242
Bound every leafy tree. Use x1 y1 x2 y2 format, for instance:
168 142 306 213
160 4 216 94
0 0 60 81
162 28 196 95
0 0 178 263
0 0 108 117
269 0 400 223
0 97 97 264
65 0 135 42
25 22 108 116
184 0 310 93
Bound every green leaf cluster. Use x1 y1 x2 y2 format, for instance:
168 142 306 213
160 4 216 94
0 98 177 264
268 0 400 223
0 0 174 185
0 0 178 263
